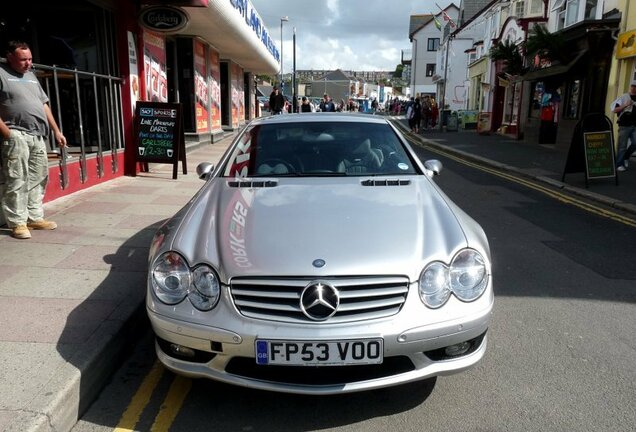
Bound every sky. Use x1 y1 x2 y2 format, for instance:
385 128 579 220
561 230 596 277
251 0 454 73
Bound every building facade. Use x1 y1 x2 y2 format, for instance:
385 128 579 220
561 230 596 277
431 0 621 149
409 4 460 98
605 0 636 140
0 0 278 207
520 0 619 147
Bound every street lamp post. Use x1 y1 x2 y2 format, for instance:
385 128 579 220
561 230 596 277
280 16 289 93
292 26 297 113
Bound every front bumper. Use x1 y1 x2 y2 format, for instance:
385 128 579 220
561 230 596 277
147 301 492 394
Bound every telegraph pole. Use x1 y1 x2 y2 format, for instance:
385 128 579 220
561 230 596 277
293 27 297 112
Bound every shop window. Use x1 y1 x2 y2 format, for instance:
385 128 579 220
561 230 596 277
428 38 440 51
0 3 123 157
564 79 581 119
529 81 545 119
426 64 436 77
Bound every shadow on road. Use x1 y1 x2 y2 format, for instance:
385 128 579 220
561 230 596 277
55 221 163 422
178 377 437 431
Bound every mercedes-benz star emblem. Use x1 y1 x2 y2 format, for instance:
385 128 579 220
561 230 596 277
300 281 339 321
312 259 326 268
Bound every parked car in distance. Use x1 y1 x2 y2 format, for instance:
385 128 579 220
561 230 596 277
257 96 269 112
146 113 494 395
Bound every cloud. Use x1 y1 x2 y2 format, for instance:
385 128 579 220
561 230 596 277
251 0 452 71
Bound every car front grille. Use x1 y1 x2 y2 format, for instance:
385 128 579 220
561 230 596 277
230 276 409 324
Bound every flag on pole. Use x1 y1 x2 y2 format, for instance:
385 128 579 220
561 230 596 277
431 12 442 30
436 2 457 29
442 10 457 28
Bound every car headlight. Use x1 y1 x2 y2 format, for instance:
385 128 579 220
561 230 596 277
152 252 191 304
450 249 488 301
151 252 221 311
188 265 221 311
419 262 452 308
419 249 488 308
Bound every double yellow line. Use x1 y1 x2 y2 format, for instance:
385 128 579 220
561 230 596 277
416 140 636 228
114 361 191 432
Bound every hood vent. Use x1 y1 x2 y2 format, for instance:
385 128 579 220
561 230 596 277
361 179 411 187
228 180 278 188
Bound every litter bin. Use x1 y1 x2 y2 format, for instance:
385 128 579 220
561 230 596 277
446 111 458 131
441 109 451 126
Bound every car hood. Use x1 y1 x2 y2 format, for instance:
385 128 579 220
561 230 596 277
170 178 469 280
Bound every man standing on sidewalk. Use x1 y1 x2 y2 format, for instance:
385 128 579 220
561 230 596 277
611 80 636 172
269 86 285 115
0 40 66 239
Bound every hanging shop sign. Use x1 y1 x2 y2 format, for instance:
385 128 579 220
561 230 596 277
616 29 636 59
139 6 189 33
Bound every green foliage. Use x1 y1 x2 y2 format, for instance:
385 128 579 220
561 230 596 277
489 40 525 76
256 74 274 83
525 24 566 64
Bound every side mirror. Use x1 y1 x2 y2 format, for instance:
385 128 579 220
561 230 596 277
196 162 215 180
423 159 443 176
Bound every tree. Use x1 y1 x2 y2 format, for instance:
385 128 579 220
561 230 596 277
489 40 525 76
525 24 566 65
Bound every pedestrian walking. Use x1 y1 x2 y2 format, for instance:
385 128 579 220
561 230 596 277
319 94 336 112
406 97 417 132
611 80 636 171
430 97 439 129
371 98 378 114
412 97 422 133
300 96 314 112
269 86 285 115
1 40 66 239
421 95 432 130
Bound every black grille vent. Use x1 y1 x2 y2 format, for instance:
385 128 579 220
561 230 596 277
227 180 278 188
361 179 411 187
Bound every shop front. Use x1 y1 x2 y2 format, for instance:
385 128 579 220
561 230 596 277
0 0 278 209
520 18 620 149
467 56 490 130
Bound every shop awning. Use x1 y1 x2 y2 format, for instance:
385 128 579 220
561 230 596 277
176 0 280 74
522 50 587 81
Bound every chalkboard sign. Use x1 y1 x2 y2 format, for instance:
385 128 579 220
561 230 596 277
583 131 615 179
562 113 617 187
477 112 491 135
135 101 186 179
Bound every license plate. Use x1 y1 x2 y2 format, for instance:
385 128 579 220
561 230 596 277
255 339 383 366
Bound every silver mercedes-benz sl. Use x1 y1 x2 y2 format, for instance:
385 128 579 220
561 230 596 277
146 113 493 394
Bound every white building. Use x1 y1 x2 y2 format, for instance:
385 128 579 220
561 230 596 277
408 3 459 97
434 24 483 111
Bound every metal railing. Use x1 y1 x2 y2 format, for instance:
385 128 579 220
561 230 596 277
34 63 125 188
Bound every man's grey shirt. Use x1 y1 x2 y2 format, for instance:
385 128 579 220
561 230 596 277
0 63 50 137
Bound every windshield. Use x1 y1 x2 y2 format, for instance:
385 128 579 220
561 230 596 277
222 121 419 177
